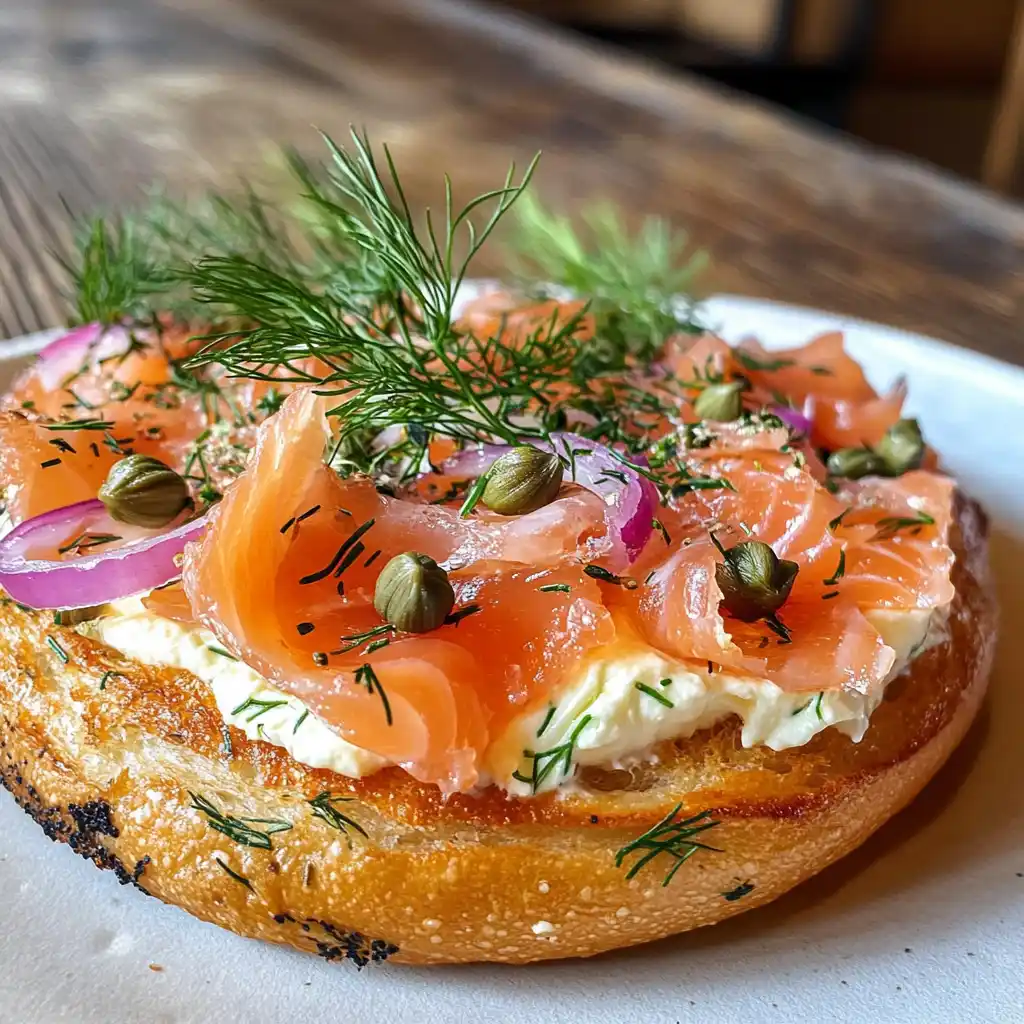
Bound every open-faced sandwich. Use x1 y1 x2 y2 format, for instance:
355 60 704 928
0 133 997 965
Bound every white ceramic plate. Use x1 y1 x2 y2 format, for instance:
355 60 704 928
1 298 1022 1024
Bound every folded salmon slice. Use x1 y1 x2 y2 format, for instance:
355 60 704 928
834 470 956 610
182 388 615 790
622 529 895 695
615 447 952 695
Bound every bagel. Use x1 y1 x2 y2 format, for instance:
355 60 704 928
0 493 995 965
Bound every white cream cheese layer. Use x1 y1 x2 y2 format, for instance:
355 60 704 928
80 597 946 796
489 607 944 796
82 598 388 778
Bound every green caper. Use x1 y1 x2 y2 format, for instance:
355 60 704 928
715 539 799 622
373 551 455 633
481 446 563 516
826 446 885 480
693 381 745 422
98 454 191 528
874 418 924 476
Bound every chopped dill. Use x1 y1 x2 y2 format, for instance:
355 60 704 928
458 472 491 519
208 645 237 660
823 549 846 586
299 518 375 585
98 670 127 690
722 881 755 901
872 511 935 540
512 714 593 793
57 532 121 555
615 806 721 886
828 507 852 531
215 856 255 892
634 681 674 708
538 582 571 593
230 696 289 723
583 564 637 589
45 635 69 663
42 418 116 432
354 663 393 725
293 709 310 733
444 604 481 627
536 705 557 737
764 615 793 644
308 792 368 839
733 351 795 373
189 791 292 849
334 623 394 655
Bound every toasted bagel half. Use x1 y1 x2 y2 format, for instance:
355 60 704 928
0 496 995 964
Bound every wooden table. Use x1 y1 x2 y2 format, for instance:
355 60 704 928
0 0 1022 364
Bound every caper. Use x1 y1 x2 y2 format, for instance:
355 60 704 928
693 381 745 422
874 418 924 476
373 551 455 633
481 446 563 516
715 539 799 622
826 446 885 480
98 454 191 528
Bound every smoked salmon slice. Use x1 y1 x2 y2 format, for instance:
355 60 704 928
0 289 961 794
1 324 288 523
182 387 616 790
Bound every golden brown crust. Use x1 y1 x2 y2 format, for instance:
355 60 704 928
0 497 996 964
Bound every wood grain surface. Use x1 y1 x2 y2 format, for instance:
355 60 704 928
0 0 1021 364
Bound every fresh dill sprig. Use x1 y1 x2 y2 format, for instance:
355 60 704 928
308 792 368 838
215 856 255 891
188 791 292 849
511 713 593 793
230 696 289 723
63 215 179 327
872 511 935 540
185 130 600 463
509 191 707 368
614 805 721 886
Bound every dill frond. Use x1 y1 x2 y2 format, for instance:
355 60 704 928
185 129 581 466
63 215 179 327
508 191 708 366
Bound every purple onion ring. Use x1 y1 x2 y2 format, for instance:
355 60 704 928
0 499 206 610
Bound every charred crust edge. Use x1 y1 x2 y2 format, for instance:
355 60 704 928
0 726 151 896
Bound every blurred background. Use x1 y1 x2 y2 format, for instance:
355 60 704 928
0 0 1021 354
504 0 1024 193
